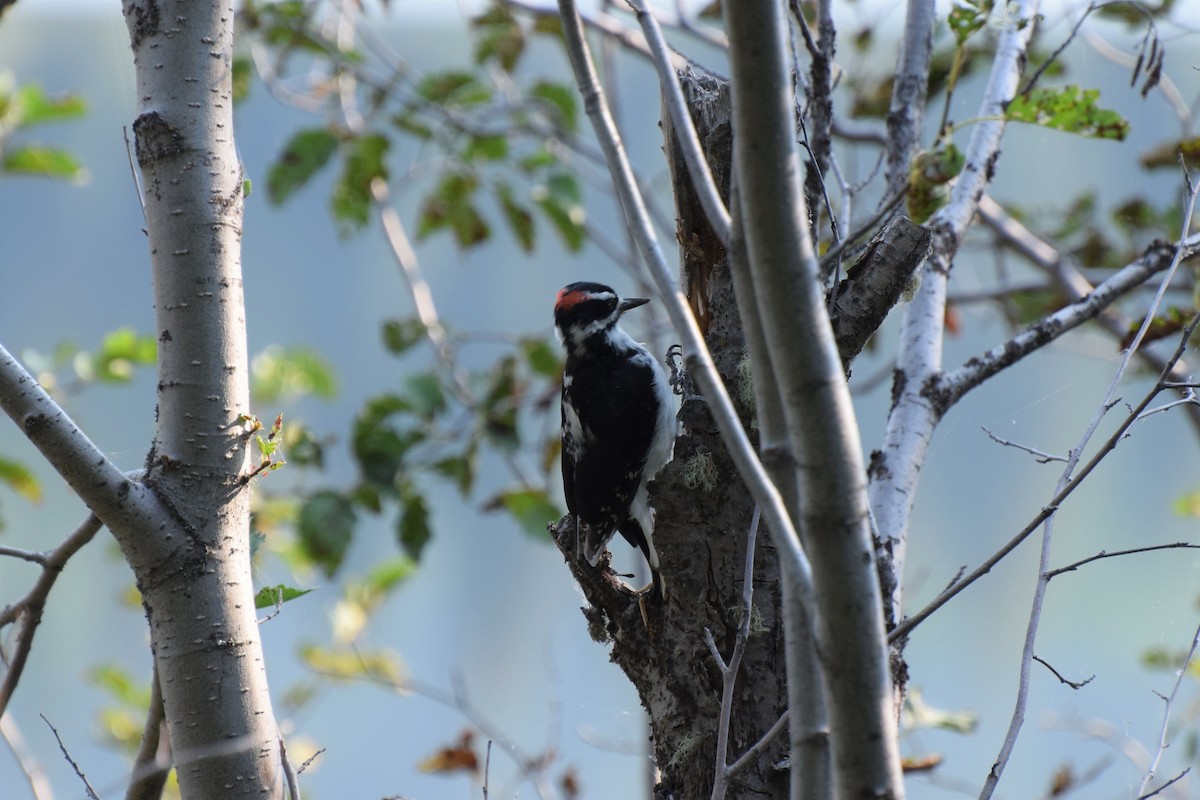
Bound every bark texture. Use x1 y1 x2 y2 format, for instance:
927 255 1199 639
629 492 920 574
122 0 282 796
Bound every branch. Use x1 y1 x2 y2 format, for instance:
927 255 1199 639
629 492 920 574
1138 619 1200 797
939 233 1200 409
870 0 1041 629
41 714 101 800
1047 543 1200 579
724 0 901 795
884 0 936 196
1031 655 1094 690
0 514 103 718
890 313 1200 644
628 0 731 246
829 216 932 369
710 508 760 800
0 346 166 550
125 661 170 800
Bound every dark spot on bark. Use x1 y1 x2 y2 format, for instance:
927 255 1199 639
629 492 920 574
133 111 185 167
118 481 131 499
985 150 1000 182
23 413 47 434
867 449 890 481
159 329 172 342
126 0 160 47
889 368 906 411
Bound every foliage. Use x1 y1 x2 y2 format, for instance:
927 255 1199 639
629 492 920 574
1005 85 1130 140
0 72 86 180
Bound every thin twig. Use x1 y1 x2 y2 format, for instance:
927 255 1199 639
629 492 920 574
483 739 493 800
710 507 761 800
1137 620 1200 797
1031 655 1094 690
41 714 101 800
727 710 789 779
1138 767 1192 799
980 168 1200 800
0 514 103 717
1047 543 1200 579
281 736 301 800
981 426 1068 463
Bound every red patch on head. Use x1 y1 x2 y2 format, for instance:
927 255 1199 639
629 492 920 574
556 288 586 310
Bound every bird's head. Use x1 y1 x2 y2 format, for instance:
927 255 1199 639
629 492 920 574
554 282 648 350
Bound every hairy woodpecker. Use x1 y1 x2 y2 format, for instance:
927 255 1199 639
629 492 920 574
555 281 676 598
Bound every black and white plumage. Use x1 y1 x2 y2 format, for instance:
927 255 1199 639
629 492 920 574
555 282 676 598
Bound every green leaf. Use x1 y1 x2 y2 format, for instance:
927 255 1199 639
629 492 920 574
431 445 477 495
416 170 490 247
332 132 390 234
300 643 406 683
534 172 586 251
947 0 993 46
353 394 423 489
404 372 446 420
254 584 315 609
267 128 339 205
1006 85 1130 140
486 487 561 538
232 56 252 104
396 482 431 560
251 344 338 403
12 83 86 128
1173 490 1200 518
382 318 428 355
297 490 356 576
496 182 535 252
480 355 521 450
0 456 41 503
94 327 157 383
415 71 491 107
530 80 577 132
464 134 508 162
520 337 561 378
88 664 151 708
470 5 526 71
3 146 84 180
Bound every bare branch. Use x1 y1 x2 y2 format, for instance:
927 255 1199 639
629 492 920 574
0 347 165 547
1047 543 1200 579
1138 768 1192 800
125 660 170 800
0 514 103 717
1031 655 1094 690
41 714 101 800
980 426 1068 463
939 234 1200 408
891 313 1200 644
710 508 760 800
1137 619 1200 797
884 0 936 197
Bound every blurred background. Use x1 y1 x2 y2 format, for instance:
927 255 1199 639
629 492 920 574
1 1 1199 798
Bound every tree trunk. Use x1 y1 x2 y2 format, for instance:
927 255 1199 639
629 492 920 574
121 0 283 796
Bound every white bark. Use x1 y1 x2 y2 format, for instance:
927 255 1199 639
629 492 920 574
871 0 1041 630
723 1 902 797
120 0 282 796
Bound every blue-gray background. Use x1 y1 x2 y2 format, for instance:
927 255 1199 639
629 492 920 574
1 3 1198 799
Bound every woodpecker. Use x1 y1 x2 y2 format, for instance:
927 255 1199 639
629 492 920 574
555 281 676 599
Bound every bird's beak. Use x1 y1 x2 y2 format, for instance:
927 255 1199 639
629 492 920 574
618 297 649 314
